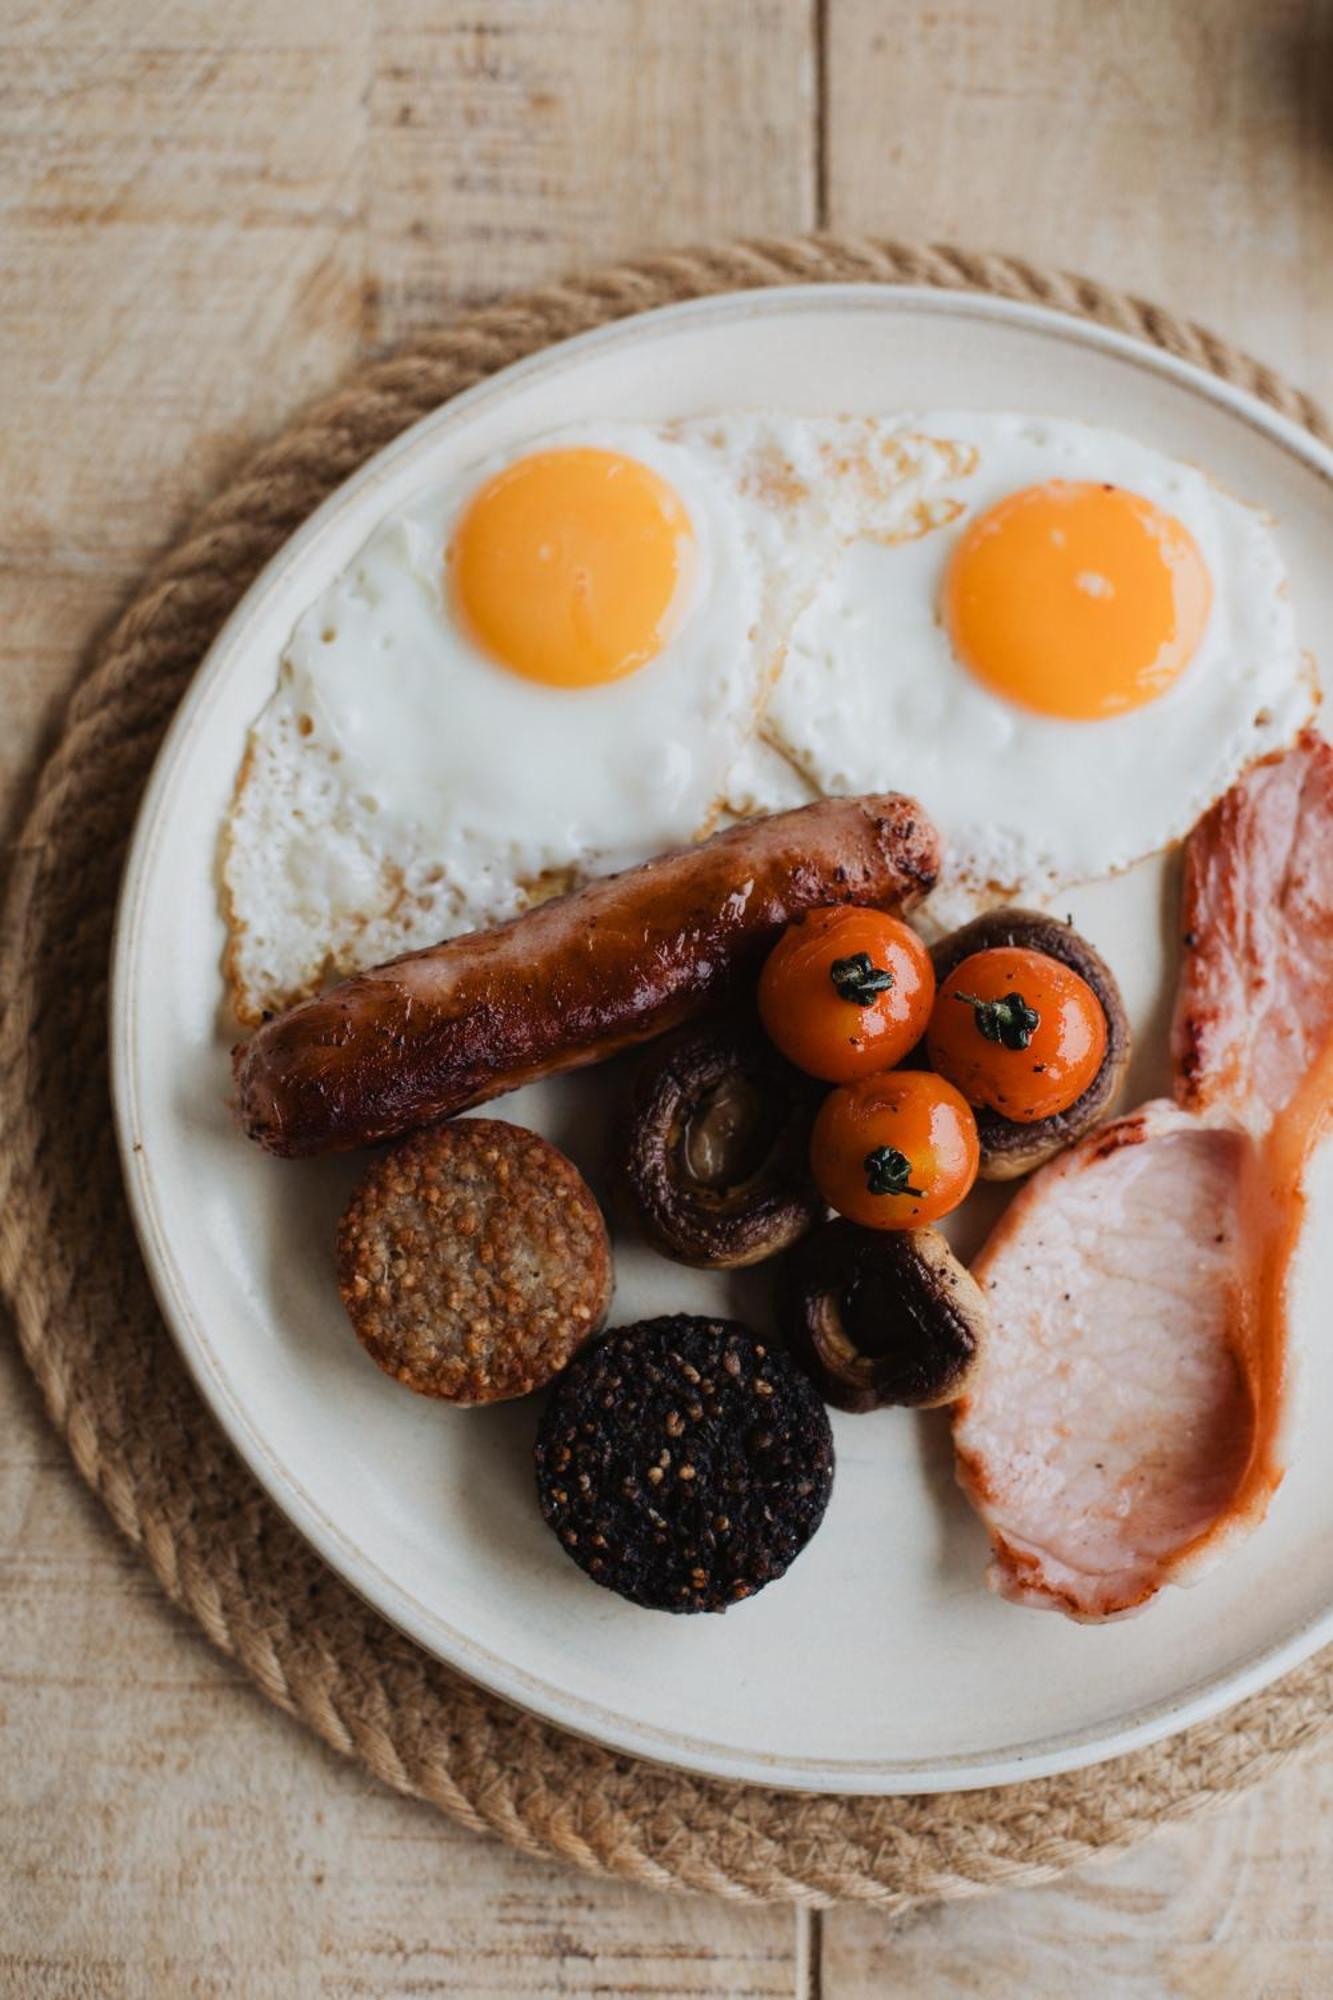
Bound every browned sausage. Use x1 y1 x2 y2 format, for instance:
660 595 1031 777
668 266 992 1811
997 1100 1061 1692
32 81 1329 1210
233 794 940 1157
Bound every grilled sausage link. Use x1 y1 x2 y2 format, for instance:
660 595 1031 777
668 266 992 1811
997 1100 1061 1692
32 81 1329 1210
233 794 940 1157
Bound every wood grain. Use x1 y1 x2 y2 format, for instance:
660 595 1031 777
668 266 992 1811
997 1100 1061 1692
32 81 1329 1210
824 1756 1333 1997
5 0 1333 1991
370 0 816 325
0 0 373 852
0 1340 797 1998
821 25 1333 1981
825 0 1333 411
0 4 813 1993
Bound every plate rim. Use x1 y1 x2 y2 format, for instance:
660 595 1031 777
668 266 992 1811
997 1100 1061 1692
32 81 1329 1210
110 280 1333 1795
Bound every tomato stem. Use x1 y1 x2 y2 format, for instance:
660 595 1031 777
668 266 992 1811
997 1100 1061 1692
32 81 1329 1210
955 989 1040 1051
863 1146 923 1198
830 951 895 1005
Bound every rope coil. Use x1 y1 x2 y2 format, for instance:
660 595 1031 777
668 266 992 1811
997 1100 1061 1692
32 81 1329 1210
4 234 1331 1909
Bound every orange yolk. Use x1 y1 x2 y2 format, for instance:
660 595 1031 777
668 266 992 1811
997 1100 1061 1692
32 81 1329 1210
943 480 1213 721
447 446 694 689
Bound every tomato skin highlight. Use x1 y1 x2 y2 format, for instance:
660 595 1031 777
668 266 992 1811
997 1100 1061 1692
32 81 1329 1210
926 946 1107 1124
758 906 936 1083
810 1070 980 1229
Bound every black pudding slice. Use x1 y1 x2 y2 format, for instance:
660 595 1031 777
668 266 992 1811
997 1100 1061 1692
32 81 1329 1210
535 1314 834 1613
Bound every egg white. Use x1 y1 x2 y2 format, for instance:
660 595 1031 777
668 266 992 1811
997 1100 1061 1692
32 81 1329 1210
225 409 1312 1021
223 415 961 1019
755 412 1314 921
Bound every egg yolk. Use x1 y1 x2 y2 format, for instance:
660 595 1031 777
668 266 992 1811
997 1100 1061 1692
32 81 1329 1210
447 446 694 689
942 480 1213 720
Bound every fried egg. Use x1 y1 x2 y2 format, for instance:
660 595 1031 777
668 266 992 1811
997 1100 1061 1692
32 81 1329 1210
754 413 1313 920
224 416 964 1020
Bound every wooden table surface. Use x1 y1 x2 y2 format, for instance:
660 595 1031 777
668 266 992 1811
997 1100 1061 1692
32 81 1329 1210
5 3 1333 1993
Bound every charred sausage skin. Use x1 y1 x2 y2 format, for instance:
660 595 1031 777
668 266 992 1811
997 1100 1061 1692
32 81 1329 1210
234 794 940 1158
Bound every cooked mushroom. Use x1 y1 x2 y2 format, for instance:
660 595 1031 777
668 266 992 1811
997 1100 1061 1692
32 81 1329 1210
782 1218 987 1411
614 1018 825 1268
930 908 1131 1180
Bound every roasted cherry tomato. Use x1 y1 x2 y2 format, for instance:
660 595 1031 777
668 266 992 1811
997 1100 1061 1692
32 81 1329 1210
758 906 935 1083
809 1070 980 1229
926 946 1107 1124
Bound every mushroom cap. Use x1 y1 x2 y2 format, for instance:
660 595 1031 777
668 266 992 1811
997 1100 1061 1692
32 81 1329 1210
782 1218 988 1411
612 1016 824 1268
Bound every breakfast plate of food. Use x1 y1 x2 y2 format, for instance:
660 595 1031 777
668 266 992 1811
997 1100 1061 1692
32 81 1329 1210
111 283 1333 1793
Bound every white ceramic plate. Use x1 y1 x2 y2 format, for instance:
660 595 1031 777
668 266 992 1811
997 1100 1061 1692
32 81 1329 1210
112 285 1333 1794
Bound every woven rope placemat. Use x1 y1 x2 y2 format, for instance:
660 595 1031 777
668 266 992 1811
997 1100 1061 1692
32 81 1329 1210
5 235 1333 1912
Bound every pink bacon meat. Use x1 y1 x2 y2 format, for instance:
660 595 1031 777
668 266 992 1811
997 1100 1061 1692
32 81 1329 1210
953 732 1333 1618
